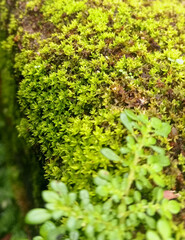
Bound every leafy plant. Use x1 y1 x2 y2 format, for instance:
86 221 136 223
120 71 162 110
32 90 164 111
25 110 185 240
2 0 184 192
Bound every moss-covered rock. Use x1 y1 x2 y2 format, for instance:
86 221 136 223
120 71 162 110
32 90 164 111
1 0 185 191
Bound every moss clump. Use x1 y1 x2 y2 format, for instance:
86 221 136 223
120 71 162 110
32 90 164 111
2 0 185 191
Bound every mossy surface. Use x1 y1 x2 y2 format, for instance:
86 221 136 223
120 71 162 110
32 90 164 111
2 0 185 191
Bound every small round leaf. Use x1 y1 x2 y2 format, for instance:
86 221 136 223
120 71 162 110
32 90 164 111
157 218 171 239
67 217 77 231
40 221 56 238
167 200 181 214
25 208 51 225
146 230 161 240
153 175 165 187
50 181 68 196
42 191 59 203
70 231 79 240
85 225 94 238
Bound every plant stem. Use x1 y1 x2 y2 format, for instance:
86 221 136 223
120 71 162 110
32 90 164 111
124 129 150 196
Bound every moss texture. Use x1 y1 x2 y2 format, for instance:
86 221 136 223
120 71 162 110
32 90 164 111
1 0 185 191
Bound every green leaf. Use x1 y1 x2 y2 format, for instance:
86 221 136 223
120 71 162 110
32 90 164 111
151 163 163 173
52 210 64 220
101 148 121 161
156 123 171 138
121 178 128 191
148 154 170 168
67 217 77 231
124 109 138 121
117 203 126 218
45 203 55 210
97 233 105 240
137 212 146 220
120 147 130 154
120 113 133 132
145 216 156 229
98 170 111 180
70 231 79 240
153 175 165 187
146 230 161 240
112 194 121 203
50 181 68 196
109 230 120 239
137 114 148 124
40 221 56 238
80 189 89 200
134 191 141 202
147 155 159 165
69 192 77 205
151 118 162 129
96 186 108 197
42 191 59 203
94 176 108 186
147 207 156 216
131 121 141 130
140 176 152 189
151 146 165 155
85 225 94 238
126 135 135 145
47 226 66 240
125 197 133 205
129 213 138 225
167 200 181 214
136 180 143 190
152 187 164 202
157 218 171 239
80 190 90 205
25 209 51 225
103 201 112 213
159 155 170 167
144 137 156 146
96 220 105 232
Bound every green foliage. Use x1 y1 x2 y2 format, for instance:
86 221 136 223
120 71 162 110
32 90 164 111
1 0 184 238
25 111 185 240
0 0 8 29
2 0 183 192
1 1 185 236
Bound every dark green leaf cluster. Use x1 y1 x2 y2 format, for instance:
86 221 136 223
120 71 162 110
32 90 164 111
25 111 185 240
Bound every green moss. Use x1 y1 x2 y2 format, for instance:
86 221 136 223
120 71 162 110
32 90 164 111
0 0 8 29
2 0 185 192
41 0 87 25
